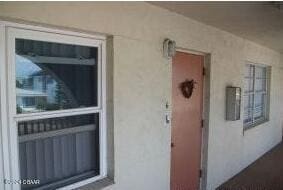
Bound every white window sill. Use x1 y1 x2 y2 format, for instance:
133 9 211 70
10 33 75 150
243 119 269 132
78 177 115 190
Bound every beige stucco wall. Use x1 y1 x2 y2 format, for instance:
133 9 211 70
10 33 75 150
0 2 282 190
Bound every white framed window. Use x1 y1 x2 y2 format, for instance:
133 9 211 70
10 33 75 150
243 63 270 130
0 22 107 190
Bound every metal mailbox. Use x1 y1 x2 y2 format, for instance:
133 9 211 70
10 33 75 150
226 87 241 121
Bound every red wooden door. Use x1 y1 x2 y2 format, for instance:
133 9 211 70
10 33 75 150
171 52 204 190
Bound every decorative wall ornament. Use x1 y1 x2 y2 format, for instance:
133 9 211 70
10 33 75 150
179 79 197 99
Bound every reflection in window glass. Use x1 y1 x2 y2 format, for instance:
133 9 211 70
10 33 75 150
18 113 100 190
16 39 98 114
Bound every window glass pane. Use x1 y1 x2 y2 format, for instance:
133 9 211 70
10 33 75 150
254 106 264 120
244 65 254 93
18 113 100 190
254 93 265 119
243 94 253 125
244 108 253 125
244 64 269 128
244 94 253 110
254 93 264 108
22 97 36 108
244 78 253 93
16 39 98 114
255 78 266 92
255 66 266 79
244 65 254 78
243 63 254 125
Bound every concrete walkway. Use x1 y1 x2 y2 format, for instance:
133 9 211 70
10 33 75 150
217 142 283 190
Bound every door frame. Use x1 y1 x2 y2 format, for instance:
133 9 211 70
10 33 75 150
171 47 211 190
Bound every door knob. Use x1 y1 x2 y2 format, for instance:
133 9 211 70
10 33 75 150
171 142 175 147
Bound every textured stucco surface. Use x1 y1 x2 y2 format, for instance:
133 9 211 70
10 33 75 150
150 2 283 53
0 2 282 190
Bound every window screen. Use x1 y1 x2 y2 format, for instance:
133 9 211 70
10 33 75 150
18 114 100 190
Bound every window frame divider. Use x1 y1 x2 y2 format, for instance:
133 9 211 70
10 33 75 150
14 107 102 122
252 65 256 124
